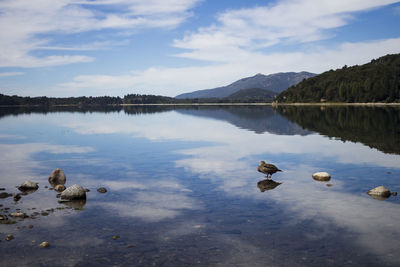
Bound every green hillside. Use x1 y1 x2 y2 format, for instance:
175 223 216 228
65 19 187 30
276 54 400 103
225 88 277 102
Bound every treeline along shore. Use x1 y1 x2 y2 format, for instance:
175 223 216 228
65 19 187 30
0 93 276 106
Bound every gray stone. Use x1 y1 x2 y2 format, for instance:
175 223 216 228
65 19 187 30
367 186 391 200
312 172 331 182
60 184 86 200
18 181 39 190
48 168 66 186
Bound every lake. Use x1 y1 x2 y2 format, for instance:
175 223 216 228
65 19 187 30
0 105 399 266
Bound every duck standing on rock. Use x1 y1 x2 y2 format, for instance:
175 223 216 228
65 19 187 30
258 161 282 178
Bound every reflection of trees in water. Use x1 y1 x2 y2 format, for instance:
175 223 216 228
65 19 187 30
0 105 311 135
275 106 400 155
176 105 311 135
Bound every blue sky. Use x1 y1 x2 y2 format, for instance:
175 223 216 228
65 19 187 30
0 0 399 97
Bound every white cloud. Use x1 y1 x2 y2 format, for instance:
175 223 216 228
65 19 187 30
173 0 398 53
0 0 200 68
0 72 25 78
56 37 400 97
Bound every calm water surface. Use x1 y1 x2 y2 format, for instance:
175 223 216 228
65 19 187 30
0 105 399 266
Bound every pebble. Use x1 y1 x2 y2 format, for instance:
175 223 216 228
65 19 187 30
112 235 120 240
97 187 107 193
39 241 50 248
41 212 49 216
326 184 333 187
392 192 398 196
6 234 14 241
10 212 26 218
28 225 34 229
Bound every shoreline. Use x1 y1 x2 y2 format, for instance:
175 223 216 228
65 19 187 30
1 102 400 107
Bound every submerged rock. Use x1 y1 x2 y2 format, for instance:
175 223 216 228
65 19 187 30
60 184 86 200
13 194 22 202
112 235 120 240
6 234 14 241
59 199 86 210
18 181 39 191
257 180 282 192
312 172 331 182
392 192 398 196
97 187 107 193
367 186 391 200
0 192 12 199
54 185 66 192
49 168 66 187
39 241 50 248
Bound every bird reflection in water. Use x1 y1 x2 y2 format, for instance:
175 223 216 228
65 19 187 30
257 179 282 192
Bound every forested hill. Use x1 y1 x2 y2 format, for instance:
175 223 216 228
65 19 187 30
275 54 400 103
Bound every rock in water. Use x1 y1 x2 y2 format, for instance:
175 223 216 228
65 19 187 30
0 192 12 199
48 168 66 186
367 186 391 200
54 185 66 192
97 187 107 193
10 212 27 218
39 241 50 248
13 194 22 201
312 172 331 182
18 181 39 190
60 184 86 200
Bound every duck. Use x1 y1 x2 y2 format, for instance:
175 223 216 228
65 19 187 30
257 161 282 178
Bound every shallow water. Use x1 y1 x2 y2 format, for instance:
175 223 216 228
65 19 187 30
0 105 399 266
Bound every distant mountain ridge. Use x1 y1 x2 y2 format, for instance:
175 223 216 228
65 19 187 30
175 72 316 99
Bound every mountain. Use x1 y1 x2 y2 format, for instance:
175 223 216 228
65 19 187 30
276 54 400 103
175 72 316 99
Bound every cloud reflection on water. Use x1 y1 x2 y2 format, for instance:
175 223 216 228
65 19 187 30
99 180 201 222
